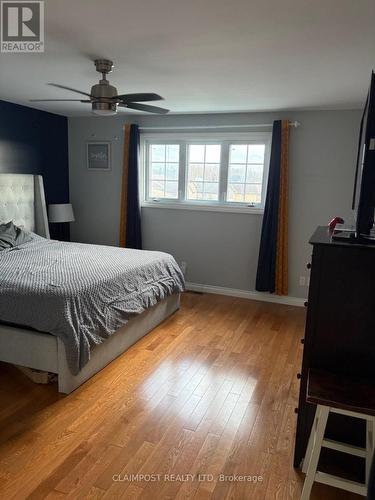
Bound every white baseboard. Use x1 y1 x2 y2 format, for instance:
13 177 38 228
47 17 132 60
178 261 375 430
185 282 306 307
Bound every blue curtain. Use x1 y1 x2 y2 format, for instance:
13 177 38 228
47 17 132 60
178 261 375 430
119 124 142 249
255 120 282 292
368 455 375 499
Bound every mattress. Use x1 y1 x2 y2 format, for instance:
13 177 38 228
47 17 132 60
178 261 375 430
0 235 185 374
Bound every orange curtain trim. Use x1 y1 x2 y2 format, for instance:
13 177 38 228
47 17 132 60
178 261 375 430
275 120 289 295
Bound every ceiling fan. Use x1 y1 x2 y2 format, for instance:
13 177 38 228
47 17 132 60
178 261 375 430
30 59 169 116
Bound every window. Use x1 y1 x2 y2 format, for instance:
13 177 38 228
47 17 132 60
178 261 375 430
149 144 180 199
187 144 221 201
227 144 265 204
142 132 271 212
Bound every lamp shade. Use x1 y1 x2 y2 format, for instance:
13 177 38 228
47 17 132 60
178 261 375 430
48 204 75 223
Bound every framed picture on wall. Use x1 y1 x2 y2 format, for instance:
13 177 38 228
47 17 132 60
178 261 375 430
87 142 111 171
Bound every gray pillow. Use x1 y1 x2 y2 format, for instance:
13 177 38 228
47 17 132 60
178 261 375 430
0 221 32 250
0 221 16 249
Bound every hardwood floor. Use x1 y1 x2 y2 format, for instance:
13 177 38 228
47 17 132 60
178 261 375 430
0 293 361 499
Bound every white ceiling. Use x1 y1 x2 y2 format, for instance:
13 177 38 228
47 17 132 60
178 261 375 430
0 0 374 116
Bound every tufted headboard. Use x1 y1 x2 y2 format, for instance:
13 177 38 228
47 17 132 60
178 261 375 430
0 174 50 238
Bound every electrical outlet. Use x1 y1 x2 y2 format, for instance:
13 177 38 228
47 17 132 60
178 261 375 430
180 261 187 275
299 276 306 286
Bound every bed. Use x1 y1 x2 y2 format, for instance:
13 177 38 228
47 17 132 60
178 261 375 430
0 174 183 393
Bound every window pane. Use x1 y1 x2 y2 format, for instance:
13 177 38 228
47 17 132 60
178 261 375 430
166 163 178 180
151 144 165 162
245 184 262 203
229 145 247 164
151 181 165 198
246 164 263 183
187 144 221 201
248 144 265 163
205 145 221 163
227 143 265 205
148 144 180 199
227 183 245 202
189 164 204 182
165 181 178 198
205 164 219 182
203 182 219 195
188 181 203 199
166 145 179 162
228 165 246 183
189 145 205 162
151 163 165 180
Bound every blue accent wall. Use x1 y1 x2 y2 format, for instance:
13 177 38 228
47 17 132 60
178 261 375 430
0 100 69 239
0 100 69 205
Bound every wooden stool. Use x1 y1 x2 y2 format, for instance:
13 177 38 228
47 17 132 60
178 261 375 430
301 369 375 499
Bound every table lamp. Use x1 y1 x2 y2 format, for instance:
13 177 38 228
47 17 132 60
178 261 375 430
48 204 75 241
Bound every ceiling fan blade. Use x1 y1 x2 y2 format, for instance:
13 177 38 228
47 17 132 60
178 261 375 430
47 83 92 98
116 93 163 103
120 102 169 114
30 99 91 102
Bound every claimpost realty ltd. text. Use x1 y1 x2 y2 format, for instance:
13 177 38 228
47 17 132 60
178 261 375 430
112 473 264 483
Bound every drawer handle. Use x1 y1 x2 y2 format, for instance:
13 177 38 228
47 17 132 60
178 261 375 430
304 301 308 307
306 263 312 269
294 407 299 414
301 338 305 344
297 373 302 379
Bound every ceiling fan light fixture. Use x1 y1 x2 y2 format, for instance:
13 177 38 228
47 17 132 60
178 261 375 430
31 59 169 115
92 101 118 116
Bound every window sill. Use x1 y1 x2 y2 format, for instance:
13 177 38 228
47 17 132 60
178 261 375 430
141 201 264 214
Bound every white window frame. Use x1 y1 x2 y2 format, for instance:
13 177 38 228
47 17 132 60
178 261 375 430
140 132 271 214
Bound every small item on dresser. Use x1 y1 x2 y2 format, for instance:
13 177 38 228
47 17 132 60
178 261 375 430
328 216 344 232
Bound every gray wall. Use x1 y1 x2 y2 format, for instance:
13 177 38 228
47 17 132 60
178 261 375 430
68 109 361 298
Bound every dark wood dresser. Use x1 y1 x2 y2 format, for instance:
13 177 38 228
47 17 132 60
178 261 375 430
294 226 375 478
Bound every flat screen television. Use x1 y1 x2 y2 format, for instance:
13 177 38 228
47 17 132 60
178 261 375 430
352 71 375 239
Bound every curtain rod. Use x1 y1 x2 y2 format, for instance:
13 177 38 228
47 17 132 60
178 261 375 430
139 120 300 131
